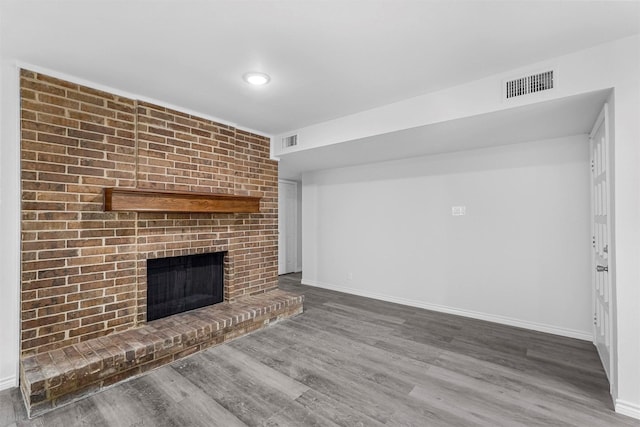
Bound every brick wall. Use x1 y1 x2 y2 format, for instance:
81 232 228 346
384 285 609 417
20 70 278 355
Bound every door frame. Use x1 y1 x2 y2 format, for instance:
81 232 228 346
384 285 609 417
278 179 298 275
589 102 615 392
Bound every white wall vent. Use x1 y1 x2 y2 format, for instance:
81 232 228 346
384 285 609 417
282 134 298 148
505 70 555 100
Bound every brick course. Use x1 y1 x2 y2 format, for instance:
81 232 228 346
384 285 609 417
20 70 279 356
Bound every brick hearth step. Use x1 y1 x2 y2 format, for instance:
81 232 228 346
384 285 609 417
20 290 304 418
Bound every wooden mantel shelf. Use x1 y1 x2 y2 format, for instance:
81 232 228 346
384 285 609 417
104 188 261 213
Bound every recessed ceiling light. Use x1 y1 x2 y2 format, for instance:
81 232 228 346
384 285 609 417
243 72 271 86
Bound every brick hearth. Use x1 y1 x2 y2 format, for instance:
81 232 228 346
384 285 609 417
21 290 303 417
19 70 303 416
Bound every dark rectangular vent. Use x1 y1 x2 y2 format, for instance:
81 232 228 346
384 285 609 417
147 252 224 321
505 70 554 99
282 134 298 148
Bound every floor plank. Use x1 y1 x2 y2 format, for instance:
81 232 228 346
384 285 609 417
1 272 637 426
140 368 247 427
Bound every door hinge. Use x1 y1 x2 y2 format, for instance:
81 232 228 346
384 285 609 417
592 236 596 248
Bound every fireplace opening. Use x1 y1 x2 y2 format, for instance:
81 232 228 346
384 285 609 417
146 252 224 321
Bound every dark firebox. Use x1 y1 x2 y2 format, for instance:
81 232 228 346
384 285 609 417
146 252 224 321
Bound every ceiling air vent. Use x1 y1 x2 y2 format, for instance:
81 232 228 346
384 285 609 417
282 134 298 148
505 70 554 100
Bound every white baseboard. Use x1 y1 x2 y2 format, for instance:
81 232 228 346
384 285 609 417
0 375 17 391
616 399 640 420
301 279 592 341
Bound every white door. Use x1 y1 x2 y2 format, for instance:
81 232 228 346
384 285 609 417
278 181 298 275
590 103 613 382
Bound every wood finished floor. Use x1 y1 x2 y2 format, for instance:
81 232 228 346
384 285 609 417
1 273 637 427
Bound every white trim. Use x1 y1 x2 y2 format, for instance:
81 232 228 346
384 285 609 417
278 179 299 185
0 375 17 391
301 279 593 341
14 61 272 139
589 102 606 137
615 399 640 420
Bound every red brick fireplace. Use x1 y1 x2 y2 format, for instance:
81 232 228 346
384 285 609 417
19 70 303 416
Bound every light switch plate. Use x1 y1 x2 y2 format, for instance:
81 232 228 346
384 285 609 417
452 206 466 216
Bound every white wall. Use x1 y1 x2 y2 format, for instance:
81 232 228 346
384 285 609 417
606 39 640 418
0 60 21 390
303 135 592 338
294 35 640 417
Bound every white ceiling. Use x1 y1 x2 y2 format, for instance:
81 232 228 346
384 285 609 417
277 89 611 179
1 1 638 136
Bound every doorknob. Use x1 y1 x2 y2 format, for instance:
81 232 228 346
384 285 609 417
596 265 608 272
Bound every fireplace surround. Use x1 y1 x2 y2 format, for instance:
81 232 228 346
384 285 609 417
19 69 304 416
20 69 282 355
